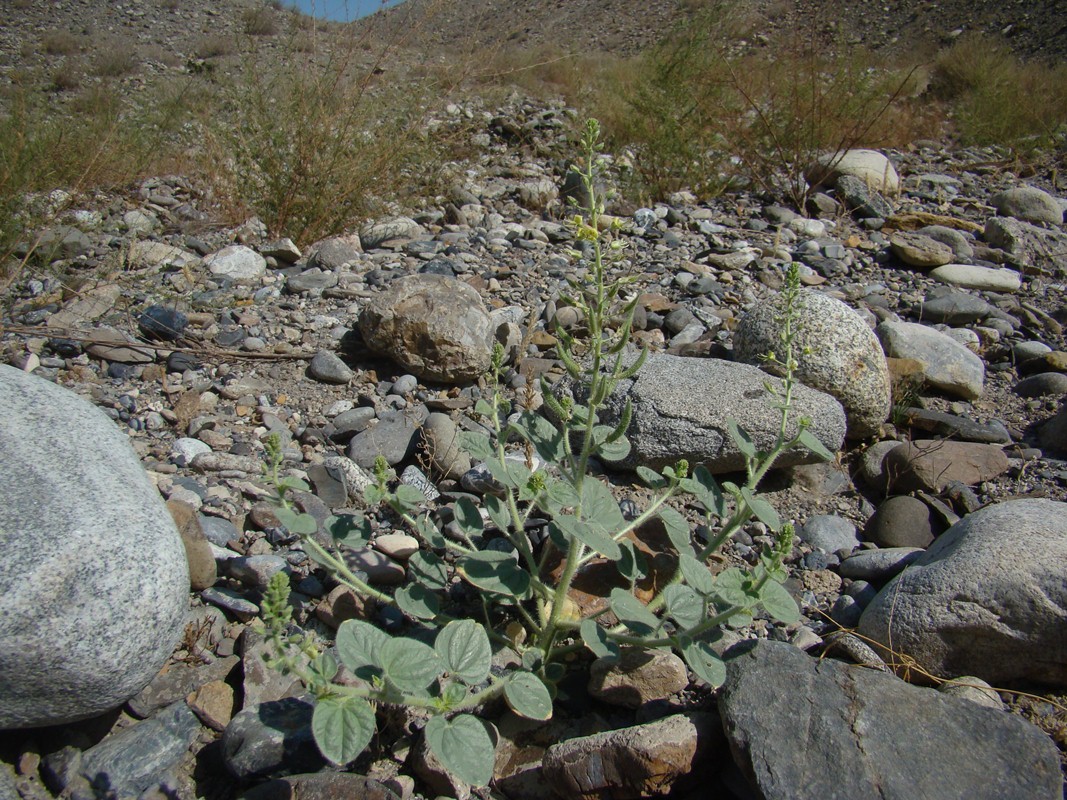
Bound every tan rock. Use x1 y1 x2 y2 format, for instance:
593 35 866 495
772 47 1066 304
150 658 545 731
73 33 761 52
884 440 1009 493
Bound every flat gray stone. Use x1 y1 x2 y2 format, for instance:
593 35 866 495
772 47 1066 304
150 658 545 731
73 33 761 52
560 353 846 474
347 407 427 468
838 547 924 581
719 641 1061 800
222 698 323 781
876 320 985 400
735 289 890 439
0 366 188 728
858 499 1067 686
918 288 994 325
929 264 1021 292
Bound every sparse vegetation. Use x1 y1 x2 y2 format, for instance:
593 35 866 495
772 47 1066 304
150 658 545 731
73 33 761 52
41 31 81 56
607 3 933 205
259 123 821 780
92 44 140 78
932 33 1067 152
243 7 279 36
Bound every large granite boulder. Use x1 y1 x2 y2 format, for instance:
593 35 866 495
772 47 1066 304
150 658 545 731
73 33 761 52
735 289 890 439
858 499 1067 686
0 366 189 727
359 274 493 383
720 641 1061 800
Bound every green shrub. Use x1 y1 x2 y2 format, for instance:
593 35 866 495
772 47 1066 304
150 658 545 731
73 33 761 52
41 31 81 56
92 44 140 78
243 7 279 36
260 120 828 783
612 2 925 205
205 47 443 244
933 34 1067 151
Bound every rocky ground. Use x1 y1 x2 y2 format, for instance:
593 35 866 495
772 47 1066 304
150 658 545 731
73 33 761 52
1 91 1067 799
3 0 1067 797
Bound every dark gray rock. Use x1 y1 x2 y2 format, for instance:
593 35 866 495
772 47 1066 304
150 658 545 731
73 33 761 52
222 698 323 781
918 288 994 325
347 406 428 468
991 186 1064 225
306 350 354 385
838 547 924 581
798 515 859 554
719 640 1061 800
64 702 202 800
863 495 938 549
984 216 1067 276
239 774 400 800
858 499 1067 686
138 305 188 341
0 366 188 728
1014 372 1067 398
286 269 339 295
835 174 894 219
894 407 1011 444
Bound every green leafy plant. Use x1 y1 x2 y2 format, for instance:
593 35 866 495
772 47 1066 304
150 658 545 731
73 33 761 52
260 119 829 785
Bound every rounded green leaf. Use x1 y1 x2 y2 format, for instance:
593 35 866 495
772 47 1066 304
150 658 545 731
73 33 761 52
636 466 668 490
504 672 553 721
435 620 492 685
395 584 441 621
454 497 484 538
760 579 800 624
379 638 444 693
663 584 704 629
740 487 781 532
580 618 620 660
325 513 371 548
408 550 448 590
681 639 726 688
657 506 692 551
458 551 531 598
458 430 494 461
609 588 661 637
275 507 317 535
423 714 495 787
335 620 387 676
312 695 376 766
554 514 621 560
678 553 714 596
